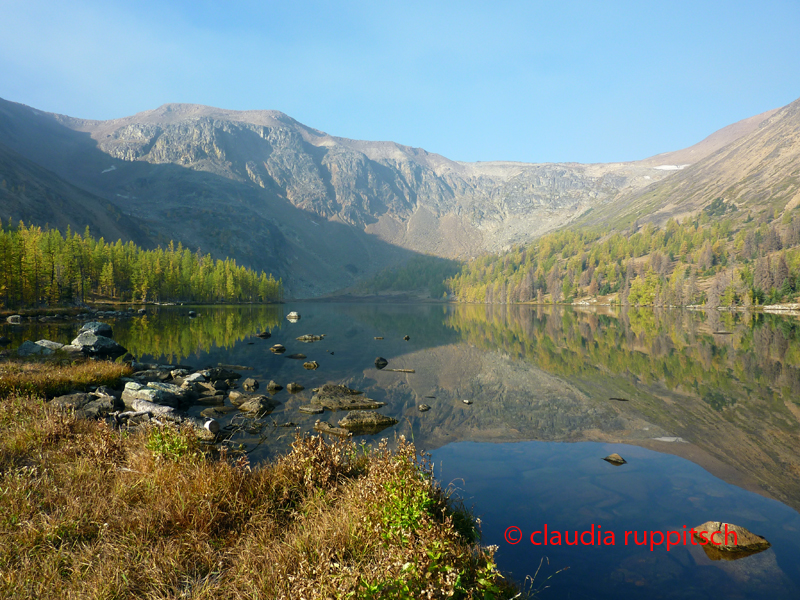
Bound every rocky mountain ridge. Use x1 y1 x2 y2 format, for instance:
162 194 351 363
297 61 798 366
0 97 783 295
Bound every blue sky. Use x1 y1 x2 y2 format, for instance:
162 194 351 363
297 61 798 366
2 0 799 164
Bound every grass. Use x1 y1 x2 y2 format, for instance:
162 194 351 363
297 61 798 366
0 362 517 599
0 358 132 398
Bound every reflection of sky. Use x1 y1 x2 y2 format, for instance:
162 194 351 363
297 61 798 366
432 441 800 600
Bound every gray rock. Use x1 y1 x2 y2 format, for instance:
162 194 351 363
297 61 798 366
286 311 301 321
375 357 388 369
299 405 324 414
70 332 127 357
6 315 22 324
17 340 53 357
286 382 304 393
79 321 113 338
267 380 283 392
243 377 259 391
188 310 197 317
36 339 64 351
311 384 385 410
418 404 431 412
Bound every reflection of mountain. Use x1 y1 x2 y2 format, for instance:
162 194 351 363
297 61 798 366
436 305 800 512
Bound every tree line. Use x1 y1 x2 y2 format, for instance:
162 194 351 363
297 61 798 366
0 220 283 307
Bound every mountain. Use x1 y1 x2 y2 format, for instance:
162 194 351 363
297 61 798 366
0 96 787 295
578 100 800 229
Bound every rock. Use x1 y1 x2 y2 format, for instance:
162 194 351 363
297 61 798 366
121 381 187 408
35 339 64 351
286 382 304 393
213 380 229 392
7 315 22 324
228 390 249 406
270 344 286 354
338 410 398 432
206 367 242 382
299 405 324 414
603 453 627 465
201 406 237 418
125 397 177 416
314 420 352 437
311 384 385 410
418 404 431 412
462 399 473 405
79 321 113 338
50 391 121 420
138 308 147 315
16 340 53 357
256 331 272 339
303 361 319 370
182 372 206 384
133 369 172 383
286 311 301 322
287 353 307 359
267 380 283 392
243 377 259 391
296 334 324 342
0 336 10 345
70 332 127 357
171 368 190 379
195 394 226 406
403 335 410 341
375 357 388 369
188 310 197 317
60 345 84 357
692 522 771 560
238 395 279 415
374 337 383 340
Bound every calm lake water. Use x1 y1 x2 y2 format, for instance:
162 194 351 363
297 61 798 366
5 302 800 599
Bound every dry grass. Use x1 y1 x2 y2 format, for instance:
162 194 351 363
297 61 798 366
0 395 515 599
0 358 132 398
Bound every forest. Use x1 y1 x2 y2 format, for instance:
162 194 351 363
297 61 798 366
0 221 283 307
446 204 800 307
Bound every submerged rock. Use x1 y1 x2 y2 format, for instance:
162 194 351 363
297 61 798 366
267 380 283 392
314 420 352 437
270 344 286 354
287 353 307 359
296 334 324 342
303 361 319 370
243 377 259 391
311 384 384 410
299 405 324 414
256 331 272 339
374 357 388 369
418 404 431 412
338 410 398 432
286 382 304 393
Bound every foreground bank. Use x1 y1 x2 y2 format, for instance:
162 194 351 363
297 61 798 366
0 358 514 599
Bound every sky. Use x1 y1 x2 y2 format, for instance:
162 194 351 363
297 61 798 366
2 0 799 164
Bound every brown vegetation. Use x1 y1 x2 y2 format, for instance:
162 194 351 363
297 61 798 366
0 390 512 599
0 358 131 398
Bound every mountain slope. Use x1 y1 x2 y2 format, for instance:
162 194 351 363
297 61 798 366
579 99 800 229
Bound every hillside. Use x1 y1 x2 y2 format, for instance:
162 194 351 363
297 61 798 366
578 99 800 229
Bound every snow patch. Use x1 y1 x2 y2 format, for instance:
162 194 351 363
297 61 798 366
101 165 117 174
652 436 687 443
653 164 690 171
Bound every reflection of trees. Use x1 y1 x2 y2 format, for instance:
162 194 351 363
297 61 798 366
447 305 800 411
114 305 283 362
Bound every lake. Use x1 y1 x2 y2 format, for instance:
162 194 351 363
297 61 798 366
5 302 800 599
